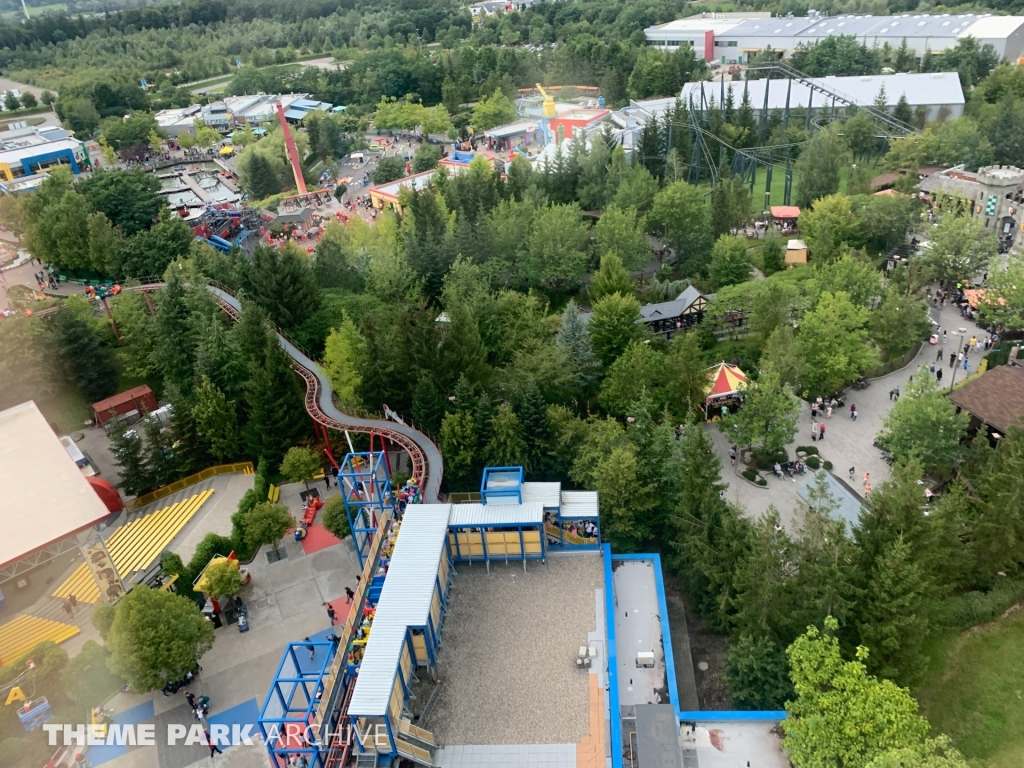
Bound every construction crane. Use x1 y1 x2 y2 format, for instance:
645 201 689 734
275 101 307 195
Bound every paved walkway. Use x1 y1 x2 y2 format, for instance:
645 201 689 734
712 294 990 532
73 478 360 768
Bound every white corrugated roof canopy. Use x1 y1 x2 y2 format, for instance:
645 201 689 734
347 504 451 716
448 502 544 527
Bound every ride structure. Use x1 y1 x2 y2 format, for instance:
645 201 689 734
276 100 308 195
339 452 396 569
32 281 444 503
517 83 558 146
683 62 918 207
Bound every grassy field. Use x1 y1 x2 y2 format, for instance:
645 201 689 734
917 607 1024 768
0 2 67 18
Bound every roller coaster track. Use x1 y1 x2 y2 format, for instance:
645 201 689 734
33 279 444 502
682 62 918 188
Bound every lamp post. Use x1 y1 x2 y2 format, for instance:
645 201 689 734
948 327 968 392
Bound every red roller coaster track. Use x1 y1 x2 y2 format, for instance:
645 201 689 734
34 279 444 502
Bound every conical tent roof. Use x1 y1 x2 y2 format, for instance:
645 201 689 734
705 362 747 400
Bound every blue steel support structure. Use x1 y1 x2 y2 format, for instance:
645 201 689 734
258 639 339 768
339 451 395 568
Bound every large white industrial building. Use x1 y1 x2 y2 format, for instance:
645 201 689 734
645 12 1024 65
682 71 966 121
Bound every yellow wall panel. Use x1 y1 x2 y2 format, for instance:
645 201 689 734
411 631 427 664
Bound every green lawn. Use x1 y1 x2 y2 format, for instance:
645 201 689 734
917 608 1024 768
0 2 67 18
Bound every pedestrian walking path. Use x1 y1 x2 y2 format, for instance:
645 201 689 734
715 293 990 531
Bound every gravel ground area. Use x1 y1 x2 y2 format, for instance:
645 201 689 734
428 554 603 745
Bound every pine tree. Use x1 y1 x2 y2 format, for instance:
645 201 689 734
234 302 271 373
474 392 495 453
437 305 489 391
411 378 446 437
108 416 153 496
873 83 890 115
243 151 282 199
485 403 528 466
795 474 863 628
518 381 550 476
165 384 211 475
637 115 666 181
52 302 118 403
244 343 309 466
730 507 798 642
439 411 478 490
974 427 1024 576
735 87 757 148
556 300 600 392
856 535 931 685
893 94 913 127
723 84 736 124
153 270 196 392
450 374 477 415
667 420 748 627
242 244 322 332
191 375 240 463
195 311 246 401
142 414 176 488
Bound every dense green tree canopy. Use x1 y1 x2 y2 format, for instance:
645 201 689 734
106 587 215 694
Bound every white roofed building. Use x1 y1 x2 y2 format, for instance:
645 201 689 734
646 13 1024 65
680 71 966 121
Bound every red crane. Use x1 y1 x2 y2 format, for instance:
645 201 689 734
275 101 307 195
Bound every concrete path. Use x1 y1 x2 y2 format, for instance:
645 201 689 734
712 293 991 532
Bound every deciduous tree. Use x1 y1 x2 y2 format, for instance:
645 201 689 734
589 252 633 302
242 501 294 558
923 215 996 283
877 375 968 471
798 291 877 395
588 292 642 367
280 446 321 489
106 587 215 694
650 181 713 275
794 124 849 208
708 234 753 288
323 313 367 410
593 205 649 272
721 365 799 454
784 617 930 768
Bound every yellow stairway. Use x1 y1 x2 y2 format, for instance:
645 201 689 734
52 489 214 603
0 615 79 665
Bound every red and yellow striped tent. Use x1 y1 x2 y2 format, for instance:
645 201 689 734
705 362 747 401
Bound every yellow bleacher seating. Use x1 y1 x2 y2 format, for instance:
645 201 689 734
268 484 280 503
0 615 79 665
51 490 214 604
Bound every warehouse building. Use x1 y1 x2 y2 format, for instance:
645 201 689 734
646 12 1024 64
680 71 966 121
155 93 331 138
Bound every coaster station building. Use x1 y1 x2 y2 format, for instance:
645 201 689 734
260 454 787 768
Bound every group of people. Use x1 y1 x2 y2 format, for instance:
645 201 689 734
34 269 58 291
772 460 807 480
183 689 210 723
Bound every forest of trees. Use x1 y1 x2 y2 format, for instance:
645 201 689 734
8 0 1024 764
